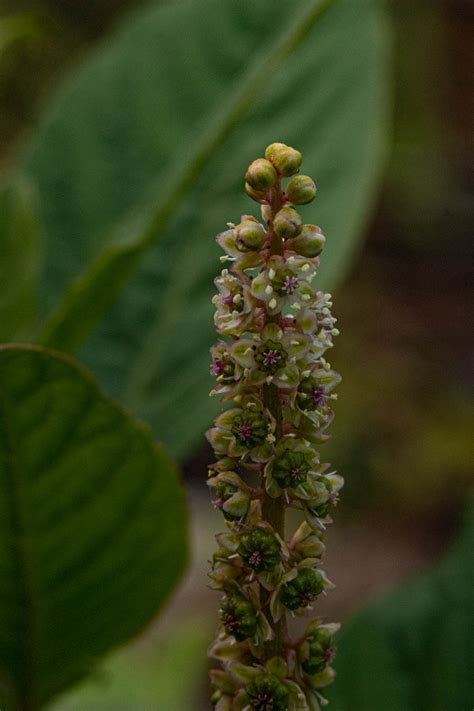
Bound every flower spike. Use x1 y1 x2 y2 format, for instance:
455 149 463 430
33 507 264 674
207 143 342 710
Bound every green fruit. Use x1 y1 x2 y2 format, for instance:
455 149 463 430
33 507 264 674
273 207 302 239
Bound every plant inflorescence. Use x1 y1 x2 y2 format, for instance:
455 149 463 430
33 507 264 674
207 142 342 710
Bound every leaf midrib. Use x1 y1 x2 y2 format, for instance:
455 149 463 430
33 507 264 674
36 0 336 356
121 0 337 406
0 378 40 710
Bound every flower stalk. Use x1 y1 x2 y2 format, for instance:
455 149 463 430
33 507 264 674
207 143 342 711
261 174 286 662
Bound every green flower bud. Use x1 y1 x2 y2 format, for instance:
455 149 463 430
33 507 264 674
235 219 266 251
224 490 251 520
265 142 302 176
288 224 325 257
265 656 288 679
254 339 288 374
286 175 317 204
272 449 312 489
246 159 277 191
220 592 258 641
273 207 303 240
264 142 288 161
245 672 289 711
245 181 267 203
214 479 238 505
209 473 254 527
290 522 326 560
301 627 336 675
281 568 325 610
307 474 342 521
213 478 250 521
238 528 281 573
308 498 330 523
309 499 332 519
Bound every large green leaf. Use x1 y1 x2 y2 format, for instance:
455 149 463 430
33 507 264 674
0 180 41 341
329 500 474 711
22 0 390 458
0 345 188 710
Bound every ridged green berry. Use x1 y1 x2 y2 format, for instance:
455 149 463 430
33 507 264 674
238 528 281 572
281 568 325 610
245 673 289 711
301 627 336 675
231 410 268 448
220 592 258 641
272 449 312 489
288 224 326 257
246 158 277 191
286 175 317 204
273 207 303 239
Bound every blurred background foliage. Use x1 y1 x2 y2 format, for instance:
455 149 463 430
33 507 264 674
0 0 472 709
14 0 389 460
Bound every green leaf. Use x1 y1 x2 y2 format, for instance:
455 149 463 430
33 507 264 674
0 344 188 710
329 500 474 711
22 0 390 457
0 180 42 341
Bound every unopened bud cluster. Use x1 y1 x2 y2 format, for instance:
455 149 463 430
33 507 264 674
207 143 342 710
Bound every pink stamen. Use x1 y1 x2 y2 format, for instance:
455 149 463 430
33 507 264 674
263 349 280 367
238 424 253 440
282 275 299 293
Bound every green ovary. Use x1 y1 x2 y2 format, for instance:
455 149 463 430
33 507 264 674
272 450 311 488
254 340 287 374
246 673 290 711
220 593 258 641
281 568 325 611
231 411 268 447
302 628 336 675
238 528 281 572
